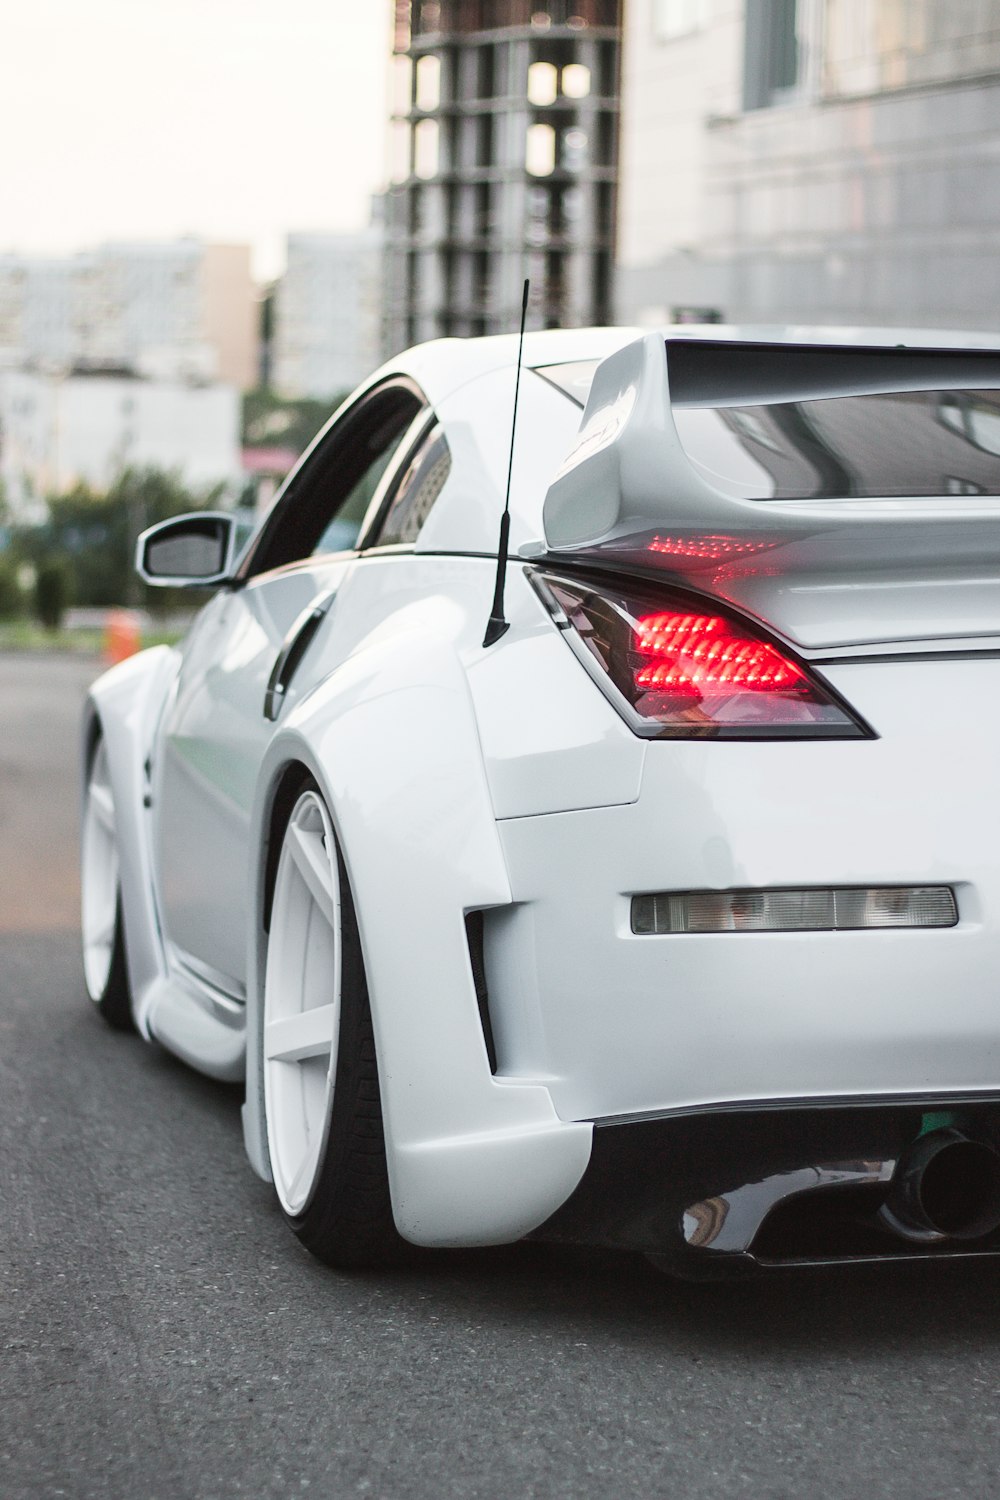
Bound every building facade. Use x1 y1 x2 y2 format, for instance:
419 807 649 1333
272 232 383 399
383 0 621 356
0 240 257 388
0 368 242 518
617 0 1000 332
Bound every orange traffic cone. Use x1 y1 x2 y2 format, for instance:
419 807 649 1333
103 608 142 664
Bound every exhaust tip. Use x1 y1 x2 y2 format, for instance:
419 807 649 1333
880 1129 1000 1244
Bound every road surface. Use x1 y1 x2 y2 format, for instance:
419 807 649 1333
2 651 1000 1499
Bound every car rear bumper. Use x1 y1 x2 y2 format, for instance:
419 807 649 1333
488 658 1000 1124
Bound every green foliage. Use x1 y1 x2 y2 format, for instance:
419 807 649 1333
0 556 24 619
242 387 346 457
35 559 71 631
7 466 226 613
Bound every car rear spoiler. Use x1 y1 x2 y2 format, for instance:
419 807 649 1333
540 333 1000 651
543 332 1000 549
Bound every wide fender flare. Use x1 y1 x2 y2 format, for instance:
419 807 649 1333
83 645 179 1035
244 630 592 1247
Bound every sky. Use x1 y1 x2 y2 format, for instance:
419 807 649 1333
0 0 391 280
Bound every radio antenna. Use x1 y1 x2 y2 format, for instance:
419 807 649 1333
482 277 530 648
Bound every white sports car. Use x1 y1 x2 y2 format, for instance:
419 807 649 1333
82 326 1000 1277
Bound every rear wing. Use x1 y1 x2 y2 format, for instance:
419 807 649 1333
542 333 1000 549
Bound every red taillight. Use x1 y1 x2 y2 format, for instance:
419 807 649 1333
633 610 811 704
535 573 867 739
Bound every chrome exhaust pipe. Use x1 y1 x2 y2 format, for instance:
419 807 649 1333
879 1128 1000 1243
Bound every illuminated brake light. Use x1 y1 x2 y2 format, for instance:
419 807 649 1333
633 612 810 703
533 571 868 740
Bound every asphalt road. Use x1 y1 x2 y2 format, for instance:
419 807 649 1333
4 651 1000 1500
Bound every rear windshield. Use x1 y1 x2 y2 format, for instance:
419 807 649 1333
535 358 1000 500
675 390 1000 500
533 361 600 406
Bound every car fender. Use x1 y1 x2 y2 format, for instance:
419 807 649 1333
243 630 593 1247
83 644 180 1037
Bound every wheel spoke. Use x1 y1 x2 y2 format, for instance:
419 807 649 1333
89 781 115 835
89 909 117 949
285 1149 316 1204
265 1004 336 1063
287 822 336 928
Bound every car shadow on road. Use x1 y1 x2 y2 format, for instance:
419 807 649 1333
128 1034 1000 1362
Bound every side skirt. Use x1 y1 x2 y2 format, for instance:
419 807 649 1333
145 951 246 1083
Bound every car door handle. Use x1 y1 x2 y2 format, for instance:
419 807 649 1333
263 590 337 722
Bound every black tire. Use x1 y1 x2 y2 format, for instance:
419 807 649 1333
268 784 412 1270
93 892 134 1031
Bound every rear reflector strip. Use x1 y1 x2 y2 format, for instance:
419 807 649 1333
632 886 958 935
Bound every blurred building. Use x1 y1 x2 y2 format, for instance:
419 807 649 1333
0 368 241 516
383 0 622 355
272 231 383 398
0 256 77 367
617 0 1000 331
0 240 257 387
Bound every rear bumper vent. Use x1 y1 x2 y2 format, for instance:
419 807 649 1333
632 885 958 935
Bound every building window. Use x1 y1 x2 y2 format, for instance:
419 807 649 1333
562 126 588 172
414 118 440 178
389 121 412 183
391 55 412 115
743 0 798 109
654 0 709 42
528 60 559 105
561 62 591 97
526 123 557 175
415 54 441 111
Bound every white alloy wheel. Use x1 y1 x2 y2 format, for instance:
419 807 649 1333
262 780 406 1268
81 737 132 1027
264 789 343 1217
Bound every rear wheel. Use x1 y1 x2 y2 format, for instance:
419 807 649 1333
81 736 133 1030
263 783 408 1268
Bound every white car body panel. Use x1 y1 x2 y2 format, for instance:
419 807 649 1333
242 595 593 1244
154 561 352 986
83 325 1000 1265
494 655 1000 1122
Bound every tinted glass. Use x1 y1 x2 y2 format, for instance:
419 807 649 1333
674 390 1000 500
312 441 401 555
534 360 600 407
369 426 452 547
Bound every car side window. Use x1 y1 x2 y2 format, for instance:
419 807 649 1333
310 434 404 556
366 425 452 549
242 383 424 577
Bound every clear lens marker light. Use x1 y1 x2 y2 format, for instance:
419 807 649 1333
632 886 958 935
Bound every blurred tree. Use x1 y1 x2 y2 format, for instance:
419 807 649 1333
9 467 225 613
35 560 71 631
0 556 24 619
242 388 346 457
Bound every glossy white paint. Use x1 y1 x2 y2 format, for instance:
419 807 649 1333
542 331 1000 649
84 326 1000 1255
83 646 178 1032
243 616 592 1244
81 739 119 1001
153 560 350 987
415 366 587 558
492 656 1000 1121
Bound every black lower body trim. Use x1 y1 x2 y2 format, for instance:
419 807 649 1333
529 1096 1000 1278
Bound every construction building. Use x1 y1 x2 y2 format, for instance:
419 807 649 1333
383 0 622 356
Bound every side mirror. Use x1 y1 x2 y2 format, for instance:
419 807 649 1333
136 512 243 588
